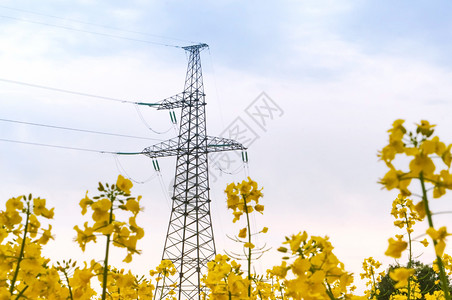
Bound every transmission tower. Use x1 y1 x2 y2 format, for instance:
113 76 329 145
142 43 246 300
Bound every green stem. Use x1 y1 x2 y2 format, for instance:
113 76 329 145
14 285 28 299
63 269 74 300
405 217 413 268
101 232 111 300
405 214 413 300
10 200 30 295
243 197 252 297
325 281 336 300
419 172 451 300
370 266 377 297
102 197 115 300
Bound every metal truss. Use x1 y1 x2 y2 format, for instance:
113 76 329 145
142 43 245 300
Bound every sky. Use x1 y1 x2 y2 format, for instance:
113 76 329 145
2 0 452 293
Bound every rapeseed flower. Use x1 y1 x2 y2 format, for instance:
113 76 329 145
117 174 133 194
389 267 415 288
427 226 450 256
385 237 407 258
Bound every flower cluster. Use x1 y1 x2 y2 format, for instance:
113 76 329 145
274 232 356 299
203 254 249 299
379 120 452 299
360 257 384 299
225 177 264 224
221 177 269 298
0 194 70 299
379 119 452 197
384 195 427 260
102 267 156 300
74 175 144 263
0 175 180 300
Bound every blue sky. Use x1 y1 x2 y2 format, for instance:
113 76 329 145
1 0 452 292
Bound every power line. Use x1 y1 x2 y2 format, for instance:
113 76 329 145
0 77 136 104
0 137 113 153
0 137 142 155
0 118 164 141
113 155 158 184
0 4 196 45
134 104 173 134
0 77 159 108
0 14 183 48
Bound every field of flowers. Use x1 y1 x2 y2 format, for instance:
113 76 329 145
1 119 452 299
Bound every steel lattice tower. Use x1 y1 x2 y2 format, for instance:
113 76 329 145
142 43 245 300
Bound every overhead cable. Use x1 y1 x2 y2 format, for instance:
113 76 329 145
0 138 142 155
113 155 157 184
134 104 173 134
0 77 135 104
0 15 182 48
0 4 196 45
0 117 163 141
0 77 158 107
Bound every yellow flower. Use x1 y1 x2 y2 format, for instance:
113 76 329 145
292 257 310 276
232 211 243 223
238 180 252 195
36 224 53 245
379 169 411 195
79 191 93 215
129 216 145 239
442 144 452 167
74 222 96 251
0 228 7 243
254 204 264 213
31 196 55 219
244 242 255 249
385 237 407 258
41 206 54 219
117 174 133 194
420 238 429 247
91 198 111 222
427 226 449 256
269 261 288 278
2 210 22 228
226 194 240 210
284 231 308 253
238 227 247 238
421 136 445 155
414 201 426 219
409 154 435 177
389 119 406 141
28 214 41 238
5 196 23 212
123 253 133 263
389 268 415 288
96 222 114 235
435 170 452 199
416 120 435 136
262 227 268 233
125 197 141 215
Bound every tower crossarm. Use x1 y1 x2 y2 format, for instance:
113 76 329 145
156 92 186 110
206 136 246 153
137 93 185 110
141 136 245 159
141 137 180 158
